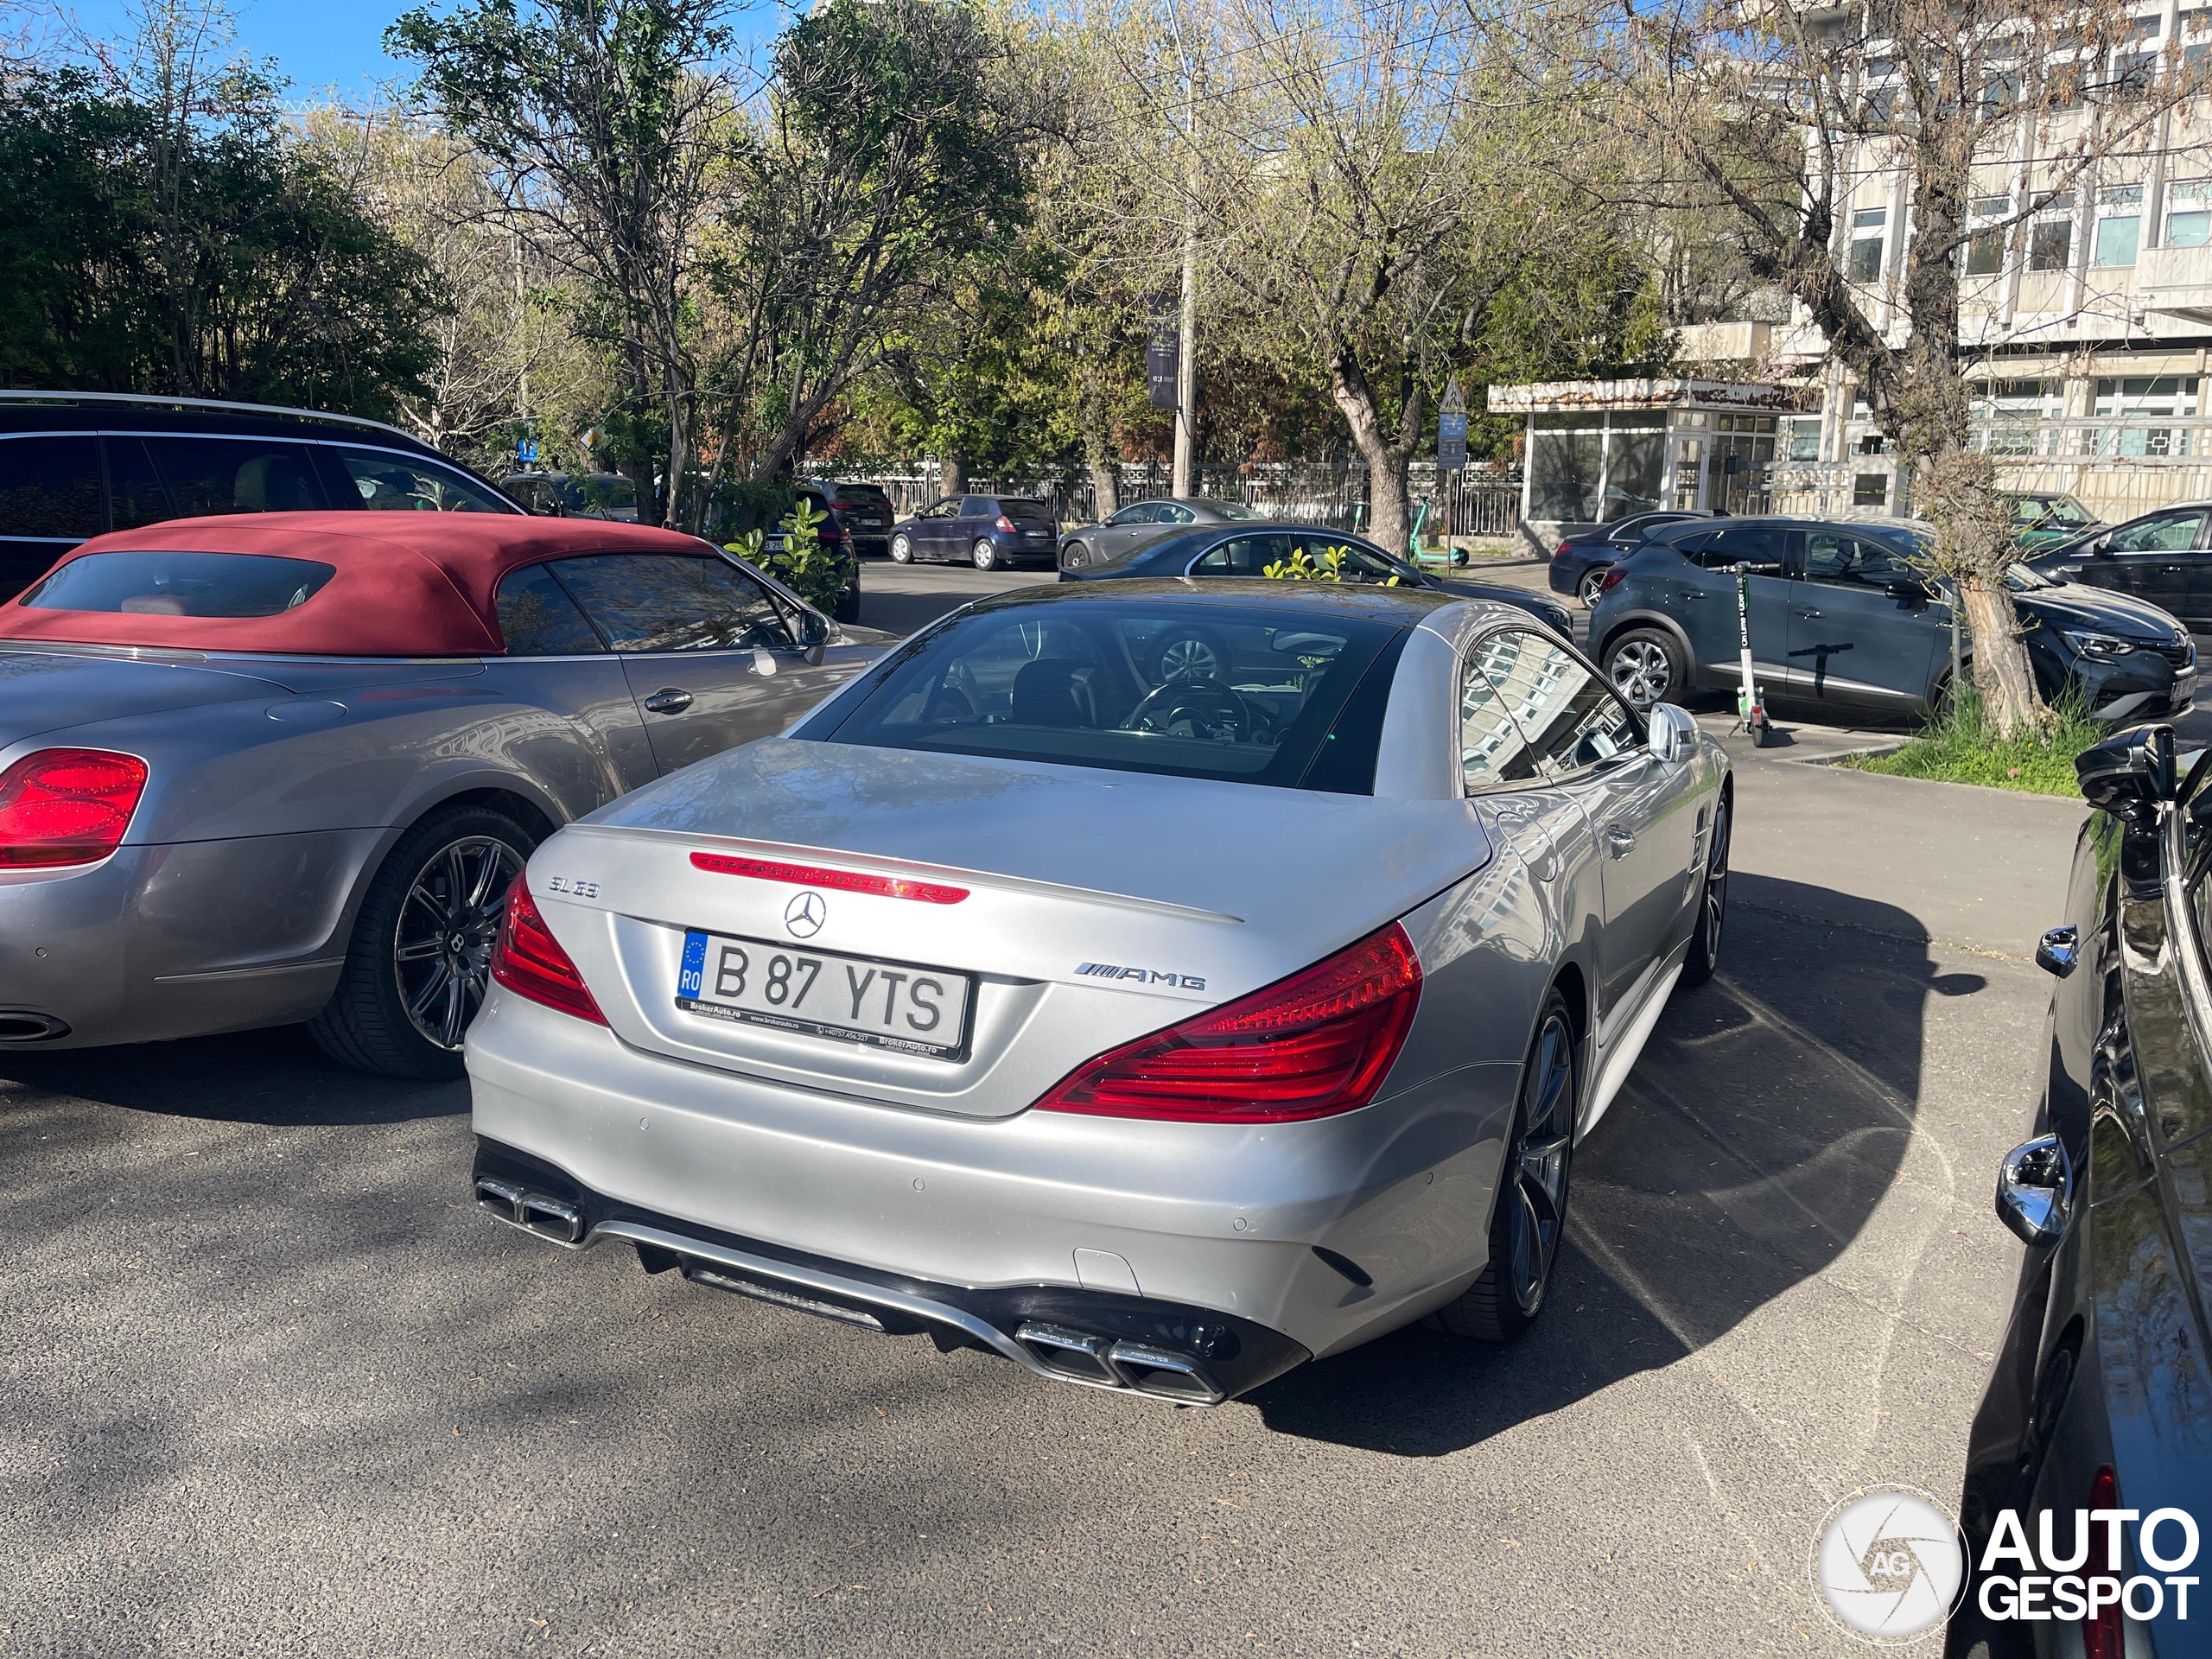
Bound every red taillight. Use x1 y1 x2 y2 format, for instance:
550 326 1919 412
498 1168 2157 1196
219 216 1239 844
2083 1465 2122 1659
0 747 148 868
1036 923 1421 1122
489 878 607 1025
1599 567 1628 594
995 514 1018 532
690 851 969 904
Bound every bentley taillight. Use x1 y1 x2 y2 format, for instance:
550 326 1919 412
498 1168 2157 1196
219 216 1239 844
490 878 607 1025
0 748 149 868
1036 924 1422 1122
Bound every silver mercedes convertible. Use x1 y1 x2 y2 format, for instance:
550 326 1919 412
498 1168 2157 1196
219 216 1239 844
0 512 885 1077
467 580 1732 1402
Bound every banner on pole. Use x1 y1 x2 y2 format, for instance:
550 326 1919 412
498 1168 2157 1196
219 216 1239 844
1147 314 1180 411
1437 376 1468 472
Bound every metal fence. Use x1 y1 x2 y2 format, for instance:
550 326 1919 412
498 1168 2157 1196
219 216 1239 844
817 458 1522 540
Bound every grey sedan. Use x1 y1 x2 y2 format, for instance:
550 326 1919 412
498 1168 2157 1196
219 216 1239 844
0 512 887 1076
1057 497 1266 568
467 581 1731 1403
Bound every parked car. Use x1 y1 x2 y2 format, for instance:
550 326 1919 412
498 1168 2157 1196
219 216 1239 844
810 479 897 558
1058 497 1266 569
0 513 887 1076
501 471 640 521
2002 490 2101 554
1058 519 1577 658
2025 499 2212 628
465 580 1732 1404
1947 723 2212 1659
888 494 1060 570
704 483 861 624
1592 517 2196 724
0 390 527 601
1548 510 1719 607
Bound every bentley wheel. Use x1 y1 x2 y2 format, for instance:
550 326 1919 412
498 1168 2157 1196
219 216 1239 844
309 804 534 1079
1430 989 1577 1343
1578 566 1611 607
1606 627 1683 712
972 539 999 572
1681 793 1729 987
889 533 912 564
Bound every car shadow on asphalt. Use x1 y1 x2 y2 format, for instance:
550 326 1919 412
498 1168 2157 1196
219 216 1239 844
0 1023 467 1125
1249 878 1965 1454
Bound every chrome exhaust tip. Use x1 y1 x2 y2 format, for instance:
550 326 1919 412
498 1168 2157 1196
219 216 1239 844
1014 1320 1120 1385
474 1177 525 1223
0 1010 69 1043
1107 1341 1226 1405
473 1179 584 1244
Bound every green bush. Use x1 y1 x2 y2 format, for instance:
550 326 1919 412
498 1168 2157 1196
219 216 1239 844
1262 543 1399 584
728 497 845 616
1848 689 2101 796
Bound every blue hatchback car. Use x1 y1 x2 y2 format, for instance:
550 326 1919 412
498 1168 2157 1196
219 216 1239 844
1590 517 2196 724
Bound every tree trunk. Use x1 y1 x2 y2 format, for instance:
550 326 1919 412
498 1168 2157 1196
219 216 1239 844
1326 353 1410 553
937 453 967 502
1912 446 2043 733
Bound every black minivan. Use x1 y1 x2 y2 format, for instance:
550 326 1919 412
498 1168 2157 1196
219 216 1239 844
0 391 525 599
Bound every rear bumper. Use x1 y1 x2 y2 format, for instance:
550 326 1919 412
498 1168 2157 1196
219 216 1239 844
472 1135 1311 1403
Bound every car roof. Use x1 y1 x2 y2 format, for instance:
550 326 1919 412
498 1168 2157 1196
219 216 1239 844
970 575 1461 624
0 390 441 455
0 511 718 658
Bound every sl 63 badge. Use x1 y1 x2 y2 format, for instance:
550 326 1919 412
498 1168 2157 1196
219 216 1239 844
543 875 599 898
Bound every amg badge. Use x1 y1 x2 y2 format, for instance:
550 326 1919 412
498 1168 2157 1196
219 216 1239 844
1075 962 1206 991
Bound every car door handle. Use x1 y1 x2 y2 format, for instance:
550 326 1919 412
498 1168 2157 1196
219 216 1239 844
1795 607 1822 619
642 688 694 715
1679 591 1706 600
1606 825 1637 857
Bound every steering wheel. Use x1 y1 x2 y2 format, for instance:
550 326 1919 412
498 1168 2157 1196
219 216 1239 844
1124 676 1266 742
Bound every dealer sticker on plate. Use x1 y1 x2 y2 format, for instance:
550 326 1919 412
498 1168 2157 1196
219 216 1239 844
677 929 973 1058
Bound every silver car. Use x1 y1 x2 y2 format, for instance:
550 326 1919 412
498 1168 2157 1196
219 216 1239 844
467 581 1732 1402
0 512 887 1076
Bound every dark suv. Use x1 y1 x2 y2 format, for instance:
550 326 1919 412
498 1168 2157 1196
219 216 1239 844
810 479 896 557
1591 516 2196 724
887 494 1060 570
0 391 524 599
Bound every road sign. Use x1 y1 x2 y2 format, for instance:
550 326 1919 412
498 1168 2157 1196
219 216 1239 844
1438 376 1468 472
517 437 538 465
1147 314 1179 411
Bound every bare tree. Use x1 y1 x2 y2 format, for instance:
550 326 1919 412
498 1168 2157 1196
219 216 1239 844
1587 0 2211 731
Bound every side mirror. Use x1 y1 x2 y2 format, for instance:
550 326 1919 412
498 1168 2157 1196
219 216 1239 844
1995 1133 2073 1246
2076 724 2175 825
1647 702 1699 765
797 607 830 665
2089 537 2113 557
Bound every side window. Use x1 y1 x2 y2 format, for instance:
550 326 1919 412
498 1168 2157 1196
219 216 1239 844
1459 646 1545 790
925 499 960 519
1295 534 1401 583
1472 629 1639 773
1802 531 1911 588
0 435 103 539
1161 504 1197 524
1192 533 1291 575
960 496 995 518
105 438 172 531
1698 525 1789 571
1105 504 1150 526
496 564 603 656
327 447 512 513
2107 511 2205 553
128 436 327 522
550 554 796 653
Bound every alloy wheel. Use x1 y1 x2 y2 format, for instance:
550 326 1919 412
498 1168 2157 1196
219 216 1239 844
1701 801 1730 963
1609 639 1671 709
392 835 524 1051
889 534 912 563
973 540 998 571
1579 567 1610 607
1504 1011 1576 1317
1156 633 1223 681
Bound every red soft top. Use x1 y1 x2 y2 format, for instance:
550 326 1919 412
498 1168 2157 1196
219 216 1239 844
0 512 718 657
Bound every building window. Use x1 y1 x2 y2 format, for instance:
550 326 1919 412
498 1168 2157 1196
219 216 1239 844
1858 432 1885 454
2095 185 2143 266
2170 178 2212 248
1854 474 1889 507
1965 231 2005 274
1786 418 1821 461
2031 219 2074 271
1848 207 1887 281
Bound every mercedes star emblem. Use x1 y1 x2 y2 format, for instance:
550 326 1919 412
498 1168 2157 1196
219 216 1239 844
784 890 827 938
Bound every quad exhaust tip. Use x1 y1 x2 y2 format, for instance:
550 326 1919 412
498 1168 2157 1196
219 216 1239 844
0 1011 69 1043
474 1178 584 1245
1015 1320 1225 1404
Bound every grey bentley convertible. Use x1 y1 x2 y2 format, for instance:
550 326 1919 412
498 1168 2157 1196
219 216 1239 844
0 512 886 1075
467 581 1732 1402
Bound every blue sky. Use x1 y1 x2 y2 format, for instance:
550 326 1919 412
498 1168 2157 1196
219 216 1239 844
53 0 793 103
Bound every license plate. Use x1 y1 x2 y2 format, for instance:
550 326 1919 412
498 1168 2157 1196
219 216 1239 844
677 931 974 1058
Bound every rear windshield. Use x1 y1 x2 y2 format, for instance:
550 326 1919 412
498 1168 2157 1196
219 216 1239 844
997 499 1055 519
810 600 1408 792
22 550 337 616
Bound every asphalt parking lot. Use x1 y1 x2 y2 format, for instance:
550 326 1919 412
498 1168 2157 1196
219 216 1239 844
0 557 2080 1656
